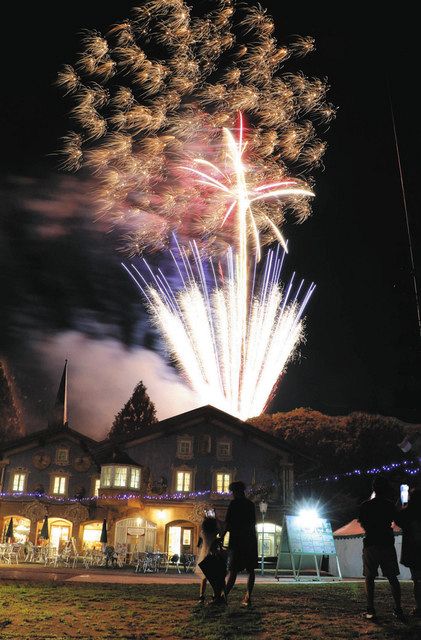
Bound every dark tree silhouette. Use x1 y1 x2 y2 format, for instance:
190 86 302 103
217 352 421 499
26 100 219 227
108 381 157 440
0 361 24 443
250 408 421 528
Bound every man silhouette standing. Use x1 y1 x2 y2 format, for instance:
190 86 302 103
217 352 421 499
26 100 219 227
224 481 258 606
358 476 405 622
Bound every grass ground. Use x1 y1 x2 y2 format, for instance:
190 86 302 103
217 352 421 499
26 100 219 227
0 581 420 640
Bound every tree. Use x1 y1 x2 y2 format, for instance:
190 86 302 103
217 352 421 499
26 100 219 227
108 381 157 440
249 408 419 528
249 408 411 476
0 361 24 443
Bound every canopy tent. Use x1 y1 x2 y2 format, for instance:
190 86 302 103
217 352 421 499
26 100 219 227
330 519 410 579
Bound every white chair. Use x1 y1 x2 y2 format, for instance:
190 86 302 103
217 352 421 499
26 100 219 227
0 544 8 563
115 543 128 568
57 543 73 567
45 545 60 566
4 543 20 564
23 541 35 563
165 553 182 574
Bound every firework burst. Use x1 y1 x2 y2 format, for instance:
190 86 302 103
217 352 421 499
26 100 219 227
125 239 314 420
58 0 334 255
58 1 332 418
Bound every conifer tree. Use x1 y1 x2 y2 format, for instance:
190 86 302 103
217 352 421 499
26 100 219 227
108 381 157 440
0 361 24 443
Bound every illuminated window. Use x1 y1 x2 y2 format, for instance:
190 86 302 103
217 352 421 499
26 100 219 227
56 447 69 465
114 466 128 487
12 473 26 492
130 468 141 489
93 478 101 497
82 522 102 549
176 471 191 492
182 529 191 545
217 440 232 460
216 472 231 493
100 466 112 487
53 476 67 495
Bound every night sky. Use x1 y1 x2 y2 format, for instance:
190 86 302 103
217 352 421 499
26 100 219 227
1 3 420 436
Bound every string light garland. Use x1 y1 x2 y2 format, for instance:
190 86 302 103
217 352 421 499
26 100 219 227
0 489 228 504
2 461 416 505
0 482 275 505
297 458 421 486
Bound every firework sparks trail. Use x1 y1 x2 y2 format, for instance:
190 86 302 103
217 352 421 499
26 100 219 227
182 113 314 258
124 239 315 420
58 1 329 417
179 115 314 396
58 0 334 256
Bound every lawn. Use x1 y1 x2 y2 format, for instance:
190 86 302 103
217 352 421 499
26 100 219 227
0 581 420 640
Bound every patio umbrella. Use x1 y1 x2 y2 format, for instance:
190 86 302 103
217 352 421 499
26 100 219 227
100 519 107 544
39 515 49 540
5 517 14 542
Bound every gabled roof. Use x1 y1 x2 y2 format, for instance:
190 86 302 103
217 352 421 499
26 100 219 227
1 404 305 462
334 518 402 538
91 441 141 467
111 404 301 458
0 424 100 458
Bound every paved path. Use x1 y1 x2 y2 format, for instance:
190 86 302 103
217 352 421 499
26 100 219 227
0 564 350 585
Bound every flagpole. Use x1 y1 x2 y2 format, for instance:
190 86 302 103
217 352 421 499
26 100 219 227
389 92 421 339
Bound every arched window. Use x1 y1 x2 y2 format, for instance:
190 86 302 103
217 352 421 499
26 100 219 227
82 522 103 549
2 516 30 543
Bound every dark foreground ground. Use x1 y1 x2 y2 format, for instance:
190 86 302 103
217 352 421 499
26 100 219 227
0 582 420 640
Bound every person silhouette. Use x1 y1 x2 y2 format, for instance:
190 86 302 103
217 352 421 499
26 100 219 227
223 481 258 607
196 515 225 604
358 476 405 622
395 488 421 617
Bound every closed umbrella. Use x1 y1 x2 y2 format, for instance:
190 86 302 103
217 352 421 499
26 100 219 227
5 517 14 542
100 519 107 551
100 519 108 543
39 515 49 540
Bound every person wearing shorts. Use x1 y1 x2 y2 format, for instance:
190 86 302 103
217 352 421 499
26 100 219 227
395 488 421 617
358 476 405 622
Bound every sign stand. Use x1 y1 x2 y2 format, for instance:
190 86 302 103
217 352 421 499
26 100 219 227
275 515 342 582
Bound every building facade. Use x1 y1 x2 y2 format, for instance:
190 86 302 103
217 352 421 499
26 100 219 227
0 365 295 559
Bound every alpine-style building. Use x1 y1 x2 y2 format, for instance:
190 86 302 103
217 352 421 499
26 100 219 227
0 363 295 560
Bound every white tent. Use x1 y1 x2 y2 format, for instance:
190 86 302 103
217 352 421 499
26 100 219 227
330 519 411 579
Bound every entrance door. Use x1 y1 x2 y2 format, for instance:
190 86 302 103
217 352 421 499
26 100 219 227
167 525 194 557
50 524 70 550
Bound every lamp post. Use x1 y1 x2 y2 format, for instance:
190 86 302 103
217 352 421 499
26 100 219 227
259 500 268 576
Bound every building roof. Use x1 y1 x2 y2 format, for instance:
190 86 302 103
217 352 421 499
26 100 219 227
91 442 141 467
113 404 302 458
1 404 304 463
0 424 99 457
333 518 402 538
